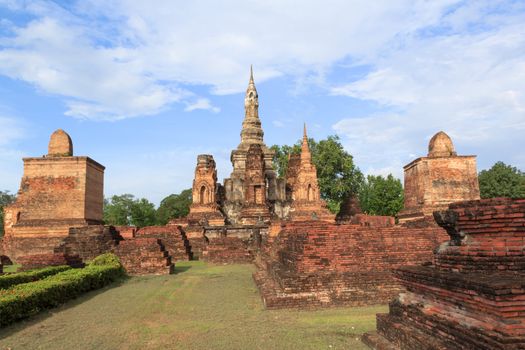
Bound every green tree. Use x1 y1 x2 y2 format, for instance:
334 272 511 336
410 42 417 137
130 198 157 228
478 161 525 199
104 194 157 228
0 190 16 237
156 189 193 225
359 174 404 217
272 135 363 213
270 144 301 178
104 194 135 226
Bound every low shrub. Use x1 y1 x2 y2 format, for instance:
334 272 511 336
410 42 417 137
89 253 122 267
0 253 125 327
0 266 72 290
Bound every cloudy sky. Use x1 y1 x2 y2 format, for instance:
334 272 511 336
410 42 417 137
0 0 524 204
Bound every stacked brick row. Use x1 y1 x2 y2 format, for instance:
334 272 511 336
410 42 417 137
17 253 83 270
202 237 253 263
363 198 525 350
56 225 121 262
254 221 447 308
135 226 192 261
115 238 173 275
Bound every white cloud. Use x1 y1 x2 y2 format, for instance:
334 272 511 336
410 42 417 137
0 0 462 120
332 3 525 173
184 98 220 113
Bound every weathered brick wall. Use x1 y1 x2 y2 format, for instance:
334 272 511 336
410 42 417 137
12 157 104 223
201 225 267 263
56 225 121 262
115 238 173 275
135 226 192 261
254 221 447 308
17 253 83 271
433 198 525 272
1 152 105 262
399 132 480 224
363 198 525 350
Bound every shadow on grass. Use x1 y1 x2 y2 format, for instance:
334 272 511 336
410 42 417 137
173 264 192 274
0 276 129 340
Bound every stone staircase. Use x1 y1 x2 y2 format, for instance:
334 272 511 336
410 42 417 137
135 226 192 261
115 238 174 275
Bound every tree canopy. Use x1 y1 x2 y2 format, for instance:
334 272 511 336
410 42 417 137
103 194 156 227
272 135 363 213
478 161 525 199
156 189 192 225
0 190 16 237
358 174 404 217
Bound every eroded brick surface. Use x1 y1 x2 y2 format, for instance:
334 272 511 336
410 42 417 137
1 130 105 264
364 198 525 350
254 221 447 308
115 238 173 275
399 131 480 223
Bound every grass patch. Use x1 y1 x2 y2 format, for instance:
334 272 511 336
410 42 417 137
0 254 124 327
0 261 386 349
2 264 20 273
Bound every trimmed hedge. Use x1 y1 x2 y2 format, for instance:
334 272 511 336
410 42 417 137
0 266 72 290
0 253 125 327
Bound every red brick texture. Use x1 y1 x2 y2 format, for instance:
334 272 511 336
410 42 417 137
363 198 525 350
17 253 83 271
135 225 192 261
253 221 447 308
115 238 173 275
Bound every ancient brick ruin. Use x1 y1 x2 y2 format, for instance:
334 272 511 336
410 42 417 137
398 131 480 223
0 130 180 274
220 67 288 225
186 155 225 227
1 129 106 264
363 198 525 349
286 125 334 222
254 221 447 308
173 68 339 263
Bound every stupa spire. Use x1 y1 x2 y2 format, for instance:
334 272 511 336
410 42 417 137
240 66 264 146
301 123 311 162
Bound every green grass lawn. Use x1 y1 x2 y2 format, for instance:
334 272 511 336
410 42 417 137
0 261 385 350
2 263 20 273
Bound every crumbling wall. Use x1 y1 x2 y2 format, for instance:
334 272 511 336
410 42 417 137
254 221 447 308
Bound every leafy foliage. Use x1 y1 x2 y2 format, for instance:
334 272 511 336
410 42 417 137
478 161 525 199
156 189 192 225
103 194 156 227
0 190 16 237
0 266 71 290
0 253 124 327
130 198 157 228
359 174 404 217
272 135 363 213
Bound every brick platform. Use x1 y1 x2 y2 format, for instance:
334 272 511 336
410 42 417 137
115 238 174 275
135 226 192 261
56 225 121 262
201 225 267 263
363 198 525 350
17 253 83 270
254 221 447 308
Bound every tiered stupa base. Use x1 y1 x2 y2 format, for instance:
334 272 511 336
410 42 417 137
364 198 525 350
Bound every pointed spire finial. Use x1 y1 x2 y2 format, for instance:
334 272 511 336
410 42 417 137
301 122 311 161
303 123 307 140
250 64 254 83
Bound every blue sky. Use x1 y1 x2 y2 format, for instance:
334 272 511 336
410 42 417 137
0 0 524 205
